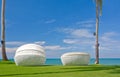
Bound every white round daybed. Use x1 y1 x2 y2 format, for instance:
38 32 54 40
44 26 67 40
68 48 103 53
61 52 90 66
14 44 46 66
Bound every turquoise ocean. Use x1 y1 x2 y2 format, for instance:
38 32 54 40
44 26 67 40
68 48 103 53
46 58 120 65
5 58 120 65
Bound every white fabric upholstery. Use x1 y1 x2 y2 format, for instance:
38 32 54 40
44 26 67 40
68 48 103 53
61 52 90 65
14 44 46 66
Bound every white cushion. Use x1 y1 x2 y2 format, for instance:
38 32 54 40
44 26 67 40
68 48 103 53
61 52 90 65
14 44 46 66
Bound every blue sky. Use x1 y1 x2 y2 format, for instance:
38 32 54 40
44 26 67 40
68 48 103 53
0 0 120 59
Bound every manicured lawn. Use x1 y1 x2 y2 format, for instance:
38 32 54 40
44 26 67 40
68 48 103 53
0 61 120 77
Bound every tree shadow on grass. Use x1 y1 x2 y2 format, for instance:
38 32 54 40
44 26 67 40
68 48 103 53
109 69 120 74
0 61 14 64
107 66 120 74
0 70 82 77
0 73 42 77
21 65 54 67
62 65 120 74
0 65 120 76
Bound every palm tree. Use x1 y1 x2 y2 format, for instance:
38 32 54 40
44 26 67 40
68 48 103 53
1 0 8 61
95 0 102 64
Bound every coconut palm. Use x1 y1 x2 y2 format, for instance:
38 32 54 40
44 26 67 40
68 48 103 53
95 0 102 64
1 0 8 61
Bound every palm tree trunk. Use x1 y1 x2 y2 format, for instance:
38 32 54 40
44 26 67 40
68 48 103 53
95 0 99 64
1 0 8 61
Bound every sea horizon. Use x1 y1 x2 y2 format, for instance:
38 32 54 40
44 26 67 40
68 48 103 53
46 58 120 65
1 58 120 65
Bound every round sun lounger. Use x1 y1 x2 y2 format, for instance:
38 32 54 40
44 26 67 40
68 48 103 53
14 44 46 66
61 52 90 65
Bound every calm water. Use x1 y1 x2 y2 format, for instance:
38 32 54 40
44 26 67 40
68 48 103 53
46 58 120 65
5 58 120 65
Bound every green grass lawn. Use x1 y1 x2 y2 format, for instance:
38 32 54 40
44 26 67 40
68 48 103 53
0 61 120 77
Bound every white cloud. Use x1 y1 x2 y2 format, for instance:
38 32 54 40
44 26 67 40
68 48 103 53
0 41 46 52
101 32 118 41
71 29 94 38
103 32 117 36
0 47 17 52
0 41 23 53
1 30 120 58
61 28 95 52
45 19 56 24
3 41 45 52
76 20 95 28
6 41 46 46
63 39 94 45
76 20 95 24
63 39 78 44
44 45 75 51
6 48 17 52
62 28 94 38
61 27 120 58
62 28 95 48
99 40 120 51
6 41 26 46
62 29 120 52
44 45 65 51
99 32 120 52
34 41 46 45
